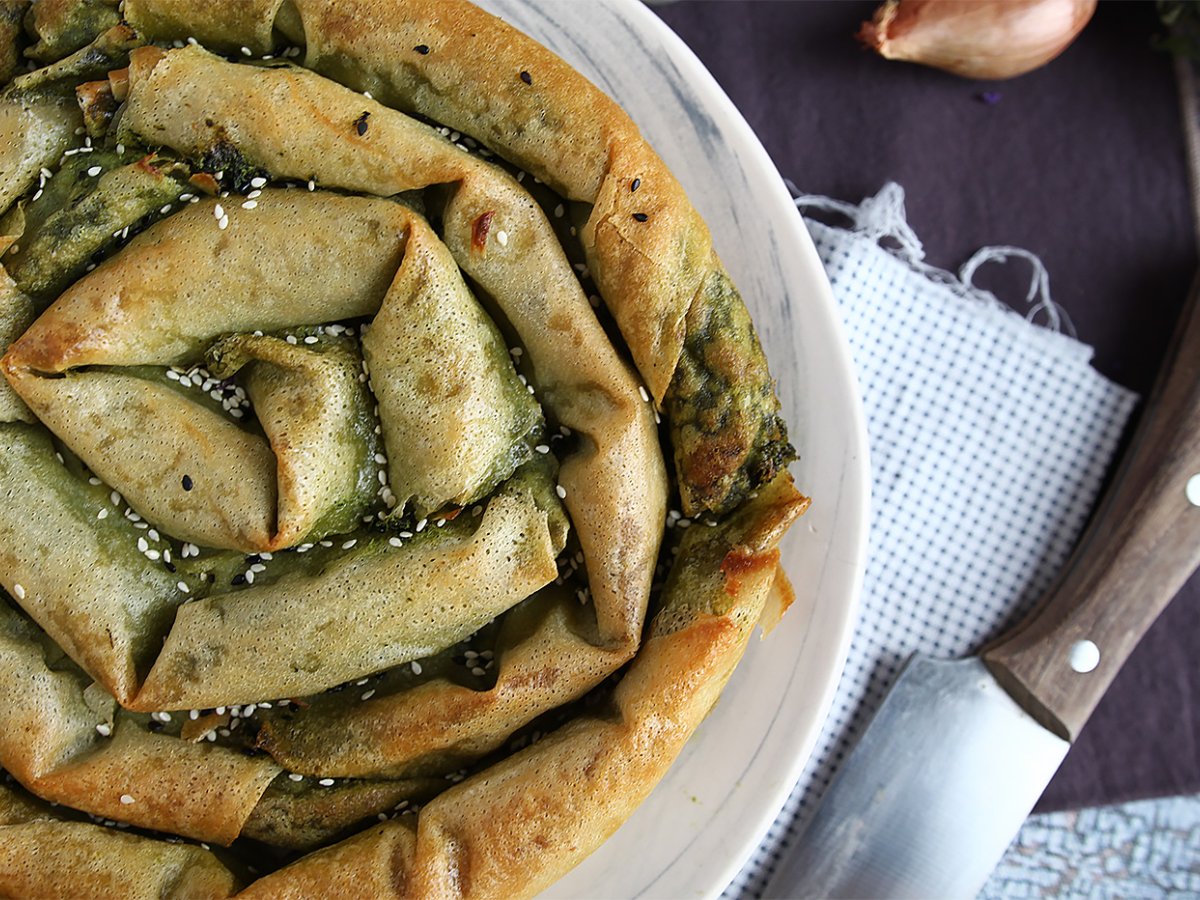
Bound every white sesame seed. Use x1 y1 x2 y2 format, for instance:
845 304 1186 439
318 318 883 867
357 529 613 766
320 540 333 548
471 666 486 677
214 204 224 219
241 200 258 209
535 444 550 454
189 709 200 720
471 506 483 517
554 203 564 218
389 537 403 548
240 46 252 56
96 723 111 736
288 773 303 782
496 230 508 247
639 385 650 403
97 509 108 520
416 518 427 532
137 537 148 552
120 794 135 805
399 531 413 539
145 549 161 561
361 689 375 700
177 582 190 593
307 179 316 191
218 215 229 230
40 167 52 180
249 177 267 188
251 563 265 573
86 165 102 177
244 569 255 584
318 778 334 787
410 661 423 675
285 334 298 345
555 484 567 499
377 471 388 486
340 539 357 551
160 204 172 214
110 491 122 506
148 529 160 542
12 583 24 600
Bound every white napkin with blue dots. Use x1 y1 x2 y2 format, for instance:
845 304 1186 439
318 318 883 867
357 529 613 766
726 183 1139 899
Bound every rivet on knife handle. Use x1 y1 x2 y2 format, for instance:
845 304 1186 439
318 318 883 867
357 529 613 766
982 275 1200 742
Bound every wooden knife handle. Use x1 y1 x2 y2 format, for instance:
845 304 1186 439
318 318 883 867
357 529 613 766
982 276 1200 742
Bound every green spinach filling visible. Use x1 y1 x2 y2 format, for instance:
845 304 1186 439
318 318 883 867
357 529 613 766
665 268 795 518
4 150 189 304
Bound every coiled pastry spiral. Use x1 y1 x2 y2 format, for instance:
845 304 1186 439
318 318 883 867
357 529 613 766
0 1 808 896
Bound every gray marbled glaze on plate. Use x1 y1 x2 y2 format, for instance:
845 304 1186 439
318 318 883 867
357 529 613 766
474 1 871 897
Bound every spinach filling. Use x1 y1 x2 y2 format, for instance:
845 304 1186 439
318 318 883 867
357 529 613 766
665 268 796 517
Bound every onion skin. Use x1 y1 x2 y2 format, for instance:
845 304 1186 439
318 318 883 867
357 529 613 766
858 0 1098 80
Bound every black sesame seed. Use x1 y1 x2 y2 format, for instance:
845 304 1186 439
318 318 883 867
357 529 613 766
246 554 262 566
148 720 164 733
631 177 641 192
632 212 649 222
414 44 430 54
232 573 246 586
164 562 177 573
181 474 193 491
354 111 371 136
519 70 532 85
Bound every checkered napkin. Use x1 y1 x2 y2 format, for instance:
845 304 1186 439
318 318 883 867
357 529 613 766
725 183 1139 898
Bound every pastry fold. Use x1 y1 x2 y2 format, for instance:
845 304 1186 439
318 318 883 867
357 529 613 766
123 0 794 517
241 474 809 900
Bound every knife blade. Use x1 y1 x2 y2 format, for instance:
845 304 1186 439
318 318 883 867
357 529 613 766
764 275 1200 900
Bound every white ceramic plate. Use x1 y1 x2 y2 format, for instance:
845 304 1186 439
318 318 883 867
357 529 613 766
474 2 871 897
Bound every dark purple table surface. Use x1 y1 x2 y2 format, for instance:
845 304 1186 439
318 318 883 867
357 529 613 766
652 1 1199 814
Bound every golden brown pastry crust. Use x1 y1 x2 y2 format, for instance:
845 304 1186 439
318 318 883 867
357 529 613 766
0 1 809 895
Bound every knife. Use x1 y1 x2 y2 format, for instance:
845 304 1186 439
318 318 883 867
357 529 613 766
763 276 1200 900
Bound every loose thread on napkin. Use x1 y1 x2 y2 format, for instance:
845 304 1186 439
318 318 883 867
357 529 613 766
728 183 1137 900
786 179 1077 337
